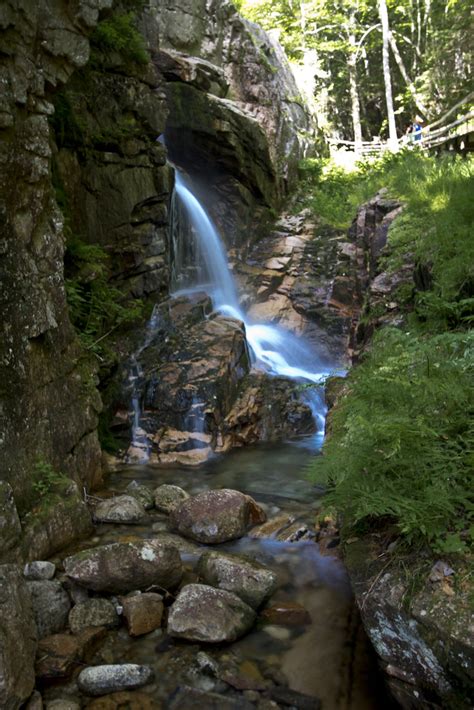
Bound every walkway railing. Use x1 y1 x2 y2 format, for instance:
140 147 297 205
328 92 474 156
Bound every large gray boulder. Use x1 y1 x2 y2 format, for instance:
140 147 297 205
27 579 71 639
170 489 266 544
77 664 154 696
63 540 183 594
0 565 37 709
198 551 277 609
92 495 146 524
167 584 256 643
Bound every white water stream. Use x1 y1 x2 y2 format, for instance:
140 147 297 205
172 170 332 436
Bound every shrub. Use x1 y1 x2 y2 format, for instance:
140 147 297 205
64 236 143 367
90 12 149 67
312 329 474 552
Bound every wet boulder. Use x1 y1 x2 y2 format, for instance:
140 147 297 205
68 598 119 634
167 584 256 643
77 664 154 696
92 495 146 524
24 560 56 580
198 551 277 609
27 579 71 639
121 592 164 636
170 489 266 544
154 484 189 514
63 540 183 594
125 481 155 510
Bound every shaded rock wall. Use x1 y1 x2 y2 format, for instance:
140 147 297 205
0 2 109 527
146 0 315 247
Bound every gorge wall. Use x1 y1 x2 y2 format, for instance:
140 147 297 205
0 0 315 560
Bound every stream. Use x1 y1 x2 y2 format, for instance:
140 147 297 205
50 442 389 709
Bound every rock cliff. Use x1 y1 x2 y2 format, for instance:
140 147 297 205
0 0 316 558
0 0 112 560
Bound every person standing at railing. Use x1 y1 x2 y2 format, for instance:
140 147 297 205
412 116 424 142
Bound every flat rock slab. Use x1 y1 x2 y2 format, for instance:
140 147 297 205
35 628 107 679
64 540 182 594
86 690 160 709
78 664 154 696
93 496 146 524
198 551 277 608
168 685 255 709
170 489 266 544
167 584 256 643
268 686 321 709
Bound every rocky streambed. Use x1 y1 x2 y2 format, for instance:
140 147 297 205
19 442 390 710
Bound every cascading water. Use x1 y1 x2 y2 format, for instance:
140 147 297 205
172 170 334 439
126 305 161 462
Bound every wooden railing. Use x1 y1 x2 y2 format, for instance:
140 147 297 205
328 93 474 155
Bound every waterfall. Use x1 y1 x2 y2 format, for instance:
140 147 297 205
172 170 333 437
173 173 240 310
126 305 161 463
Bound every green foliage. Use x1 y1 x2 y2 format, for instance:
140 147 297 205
306 152 474 552
90 12 149 67
313 329 474 552
65 235 143 367
32 459 69 498
238 0 472 140
300 152 474 301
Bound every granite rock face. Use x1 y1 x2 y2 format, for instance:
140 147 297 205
118 293 316 464
148 0 315 217
0 0 106 524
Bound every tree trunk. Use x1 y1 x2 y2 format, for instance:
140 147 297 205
348 11 363 155
379 0 399 151
388 32 428 117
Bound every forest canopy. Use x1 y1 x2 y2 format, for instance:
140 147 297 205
236 0 472 143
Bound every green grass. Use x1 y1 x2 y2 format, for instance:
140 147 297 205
306 151 474 553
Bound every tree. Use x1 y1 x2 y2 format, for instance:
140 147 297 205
238 0 473 142
378 0 398 149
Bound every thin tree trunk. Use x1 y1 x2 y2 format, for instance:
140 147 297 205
379 0 399 151
388 32 428 117
348 9 363 155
